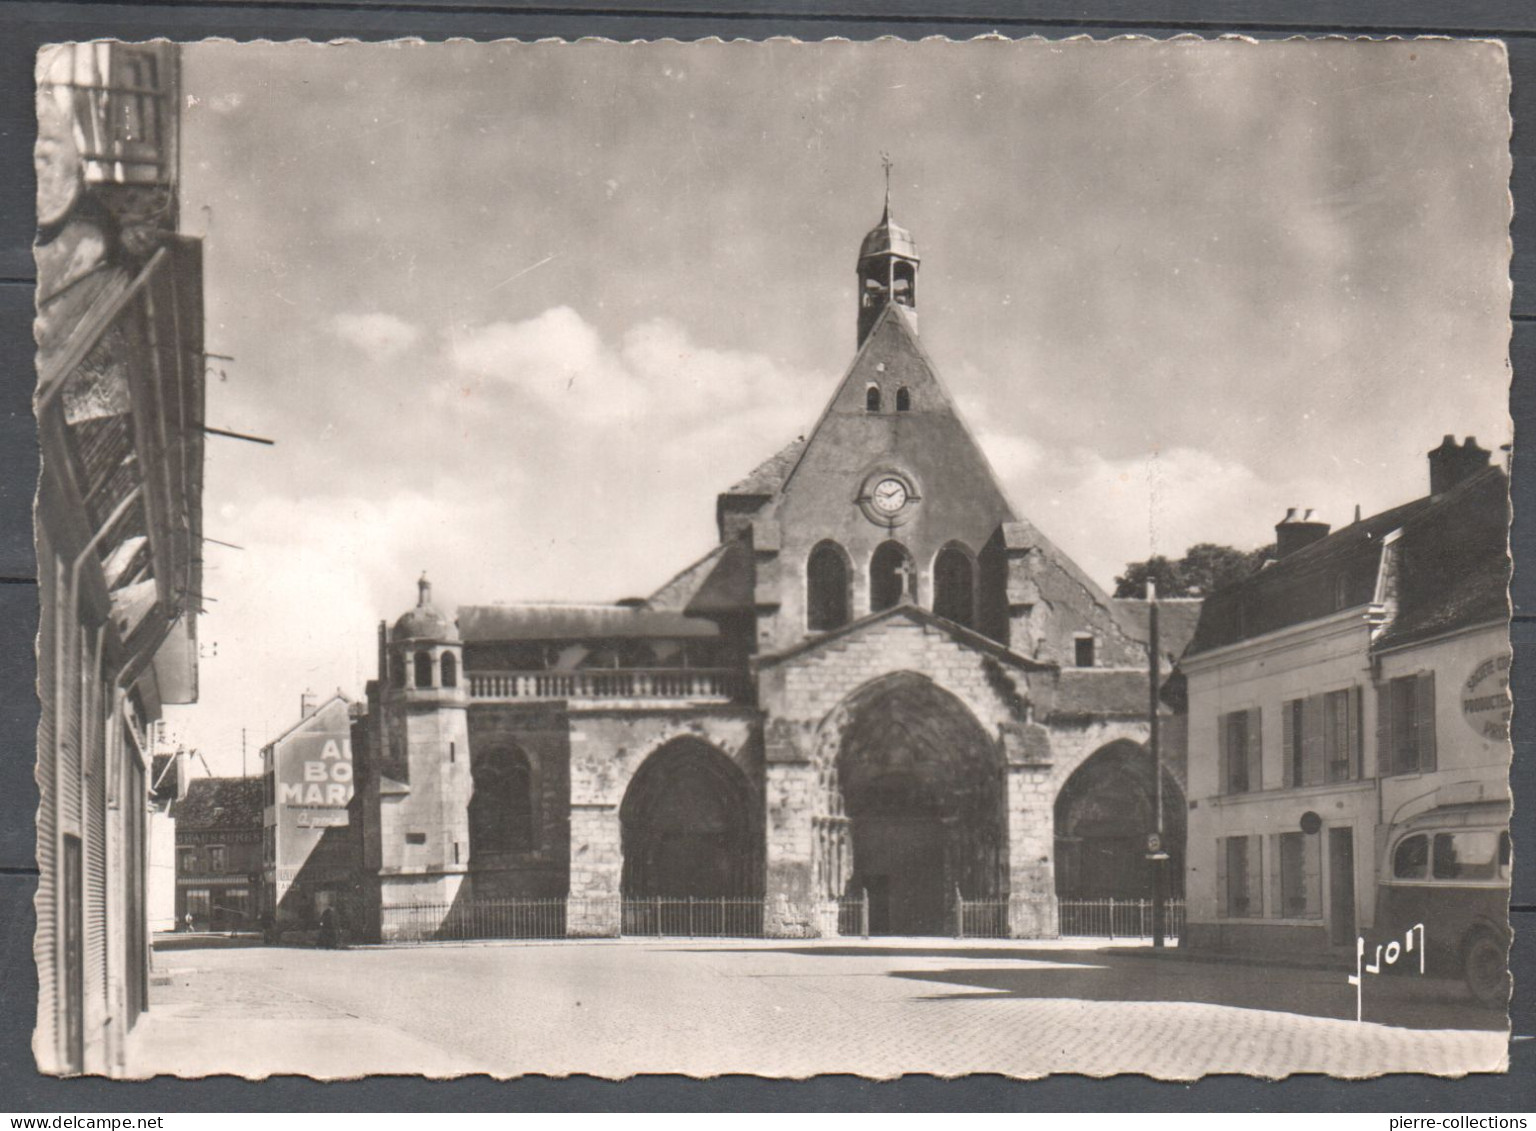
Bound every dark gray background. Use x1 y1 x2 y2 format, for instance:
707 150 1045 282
1 0 1532 1111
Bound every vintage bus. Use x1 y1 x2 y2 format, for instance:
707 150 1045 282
1375 801 1511 1007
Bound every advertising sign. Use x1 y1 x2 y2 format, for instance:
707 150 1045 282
1461 653 1511 741
267 697 356 910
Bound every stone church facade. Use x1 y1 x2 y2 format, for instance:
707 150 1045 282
357 200 1194 940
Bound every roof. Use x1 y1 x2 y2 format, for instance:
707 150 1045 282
1112 598 1205 663
1047 668 1157 721
755 601 1053 673
724 437 806 497
1373 467 1509 651
260 693 352 752
171 777 263 831
858 205 920 262
1187 467 1507 657
458 603 721 643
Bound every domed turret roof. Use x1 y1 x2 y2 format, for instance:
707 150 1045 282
859 204 919 263
393 573 459 642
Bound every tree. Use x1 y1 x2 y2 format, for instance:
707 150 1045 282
1113 542 1272 599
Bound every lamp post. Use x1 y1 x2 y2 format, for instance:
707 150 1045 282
1147 579 1169 948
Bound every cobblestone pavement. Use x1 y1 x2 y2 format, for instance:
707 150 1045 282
128 937 1509 1080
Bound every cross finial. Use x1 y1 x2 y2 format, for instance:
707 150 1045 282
880 151 893 216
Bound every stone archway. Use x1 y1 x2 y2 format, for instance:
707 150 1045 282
619 737 759 899
821 672 1006 935
1054 739 1186 900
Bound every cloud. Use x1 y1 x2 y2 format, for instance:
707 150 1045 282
332 311 422 361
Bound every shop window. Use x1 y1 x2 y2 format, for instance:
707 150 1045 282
806 541 851 631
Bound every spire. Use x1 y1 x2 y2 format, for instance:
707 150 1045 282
856 159 920 347
417 571 431 608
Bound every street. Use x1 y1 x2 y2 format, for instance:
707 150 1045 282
125 937 1509 1079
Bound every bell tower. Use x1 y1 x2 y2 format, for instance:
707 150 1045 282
856 157 920 346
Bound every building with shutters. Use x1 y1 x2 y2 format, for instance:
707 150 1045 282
1181 438 1510 961
357 197 1201 942
171 778 263 931
33 43 206 1074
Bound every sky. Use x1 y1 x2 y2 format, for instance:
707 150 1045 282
163 37 1512 772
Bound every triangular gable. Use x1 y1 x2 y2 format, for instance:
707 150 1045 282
260 694 351 752
756 602 1054 673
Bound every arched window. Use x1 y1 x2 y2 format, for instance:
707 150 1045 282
933 543 976 628
865 384 882 413
892 261 916 307
441 651 458 688
870 541 914 613
470 748 535 855
807 541 851 631
413 650 434 689
895 386 911 412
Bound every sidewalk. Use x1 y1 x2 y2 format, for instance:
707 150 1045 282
125 956 489 1079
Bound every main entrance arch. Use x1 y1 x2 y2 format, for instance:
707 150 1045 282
620 737 759 898
1054 739 1186 899
823 672 1006 935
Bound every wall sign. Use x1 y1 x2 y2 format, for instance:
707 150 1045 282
1461 653 1511 742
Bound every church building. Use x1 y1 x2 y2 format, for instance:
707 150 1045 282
357 197 1195 940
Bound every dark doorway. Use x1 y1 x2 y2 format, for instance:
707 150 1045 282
833 673 1005 935
1054 740 1186 900
1329 826 1357 947
621 738 758 898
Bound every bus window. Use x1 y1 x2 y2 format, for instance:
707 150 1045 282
1433 830 1501 882
1393 834 1429 880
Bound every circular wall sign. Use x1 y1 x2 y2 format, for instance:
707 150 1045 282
1461 653 1511 742
1299 811 1322 835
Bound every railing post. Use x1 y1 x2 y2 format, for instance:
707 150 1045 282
1108 896 1115 941
954 884 964 940
688 895 695 940
655 894 662 938
861 888 870 940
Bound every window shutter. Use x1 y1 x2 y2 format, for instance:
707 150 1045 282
1417 671 1437 772
1249 834 1265 919
1217 838 1229 918
1302 694 1325 787
1217 711 1230 794
1376 683 1394 777
1281 702 1296 788
1346 685 1362 780
1246 707 1263 793
1268 835 1281 919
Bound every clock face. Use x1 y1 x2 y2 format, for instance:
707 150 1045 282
871 477 909 514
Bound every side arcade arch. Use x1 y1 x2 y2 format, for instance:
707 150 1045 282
1053 739 1186 900
619 737 761 899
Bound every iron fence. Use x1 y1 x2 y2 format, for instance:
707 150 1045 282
381 897 575 943
1056 897 1185 940
620 896 765 938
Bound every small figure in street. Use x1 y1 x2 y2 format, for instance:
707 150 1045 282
183 911 193 934
318 905 338 950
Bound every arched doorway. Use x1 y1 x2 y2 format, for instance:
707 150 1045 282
620 738 758 898
1054 740 1186 899
829 673 1006 935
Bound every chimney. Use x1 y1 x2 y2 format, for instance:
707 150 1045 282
300 688 318 719
1275 506 1331 558
1428 434 1491 495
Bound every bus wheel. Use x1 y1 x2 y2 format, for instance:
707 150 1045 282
1463 931 1509 1008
